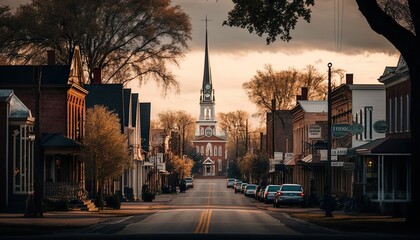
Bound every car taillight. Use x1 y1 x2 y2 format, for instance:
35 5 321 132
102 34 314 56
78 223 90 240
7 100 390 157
277 191 282 196
299 193 304 196
265 192 268 197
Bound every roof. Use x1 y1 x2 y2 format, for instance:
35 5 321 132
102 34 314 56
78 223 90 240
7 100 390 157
131 93 139 127
84 84 124 130
297 100 327 113
41 133 81 149
354 137 411 155
0 65 70 85
123 89 131 127
0 89 33 120
140 102 151 151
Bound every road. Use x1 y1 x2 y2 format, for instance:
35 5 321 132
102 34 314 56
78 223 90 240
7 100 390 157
7 178 419 240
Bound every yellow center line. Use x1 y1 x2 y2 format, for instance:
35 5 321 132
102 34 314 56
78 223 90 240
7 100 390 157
194 209 212 234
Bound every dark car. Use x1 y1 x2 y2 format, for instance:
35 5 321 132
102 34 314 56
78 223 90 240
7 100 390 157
273 184 305 207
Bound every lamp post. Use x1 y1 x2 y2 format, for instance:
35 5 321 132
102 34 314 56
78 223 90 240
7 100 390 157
325 62 333 217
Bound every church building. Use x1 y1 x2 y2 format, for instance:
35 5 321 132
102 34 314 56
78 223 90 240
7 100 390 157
191 20 227 176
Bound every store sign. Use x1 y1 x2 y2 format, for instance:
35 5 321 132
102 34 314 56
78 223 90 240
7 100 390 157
331 161 344 167
308 124 322 139
274 152 283 161
373 120 387 133
332 123 363 138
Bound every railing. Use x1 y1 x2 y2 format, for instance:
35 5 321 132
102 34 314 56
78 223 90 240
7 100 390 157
44 182 83 200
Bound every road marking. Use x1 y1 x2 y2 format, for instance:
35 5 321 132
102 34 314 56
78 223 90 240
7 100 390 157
109 216 133 224
194 209 212 234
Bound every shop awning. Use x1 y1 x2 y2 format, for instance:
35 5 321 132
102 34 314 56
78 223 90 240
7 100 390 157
301 154 313 163
283 157 295 166
354 137 411 155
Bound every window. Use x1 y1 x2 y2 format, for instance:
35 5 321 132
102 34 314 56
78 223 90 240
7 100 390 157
388 98 392 132
218 159 222 171
214 146 217 156
196 146 199 154
400 96 403 132
364 106 373 140
406 94 410 131
206 143 212 156
394 97 398 132
218 146 222 156
13 125 35 194
200 146 204 155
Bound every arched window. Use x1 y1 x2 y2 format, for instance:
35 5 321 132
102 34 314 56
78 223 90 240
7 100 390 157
196 146 199 154
218 146 222 156
200 146 204 155
214 146 217 156
206 143 212 156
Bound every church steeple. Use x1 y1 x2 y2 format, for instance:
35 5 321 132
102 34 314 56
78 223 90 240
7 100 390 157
201 16 214 104
202 16 212 90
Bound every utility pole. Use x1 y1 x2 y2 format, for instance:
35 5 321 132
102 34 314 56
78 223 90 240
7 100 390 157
325 63 333 217
33 66 43 217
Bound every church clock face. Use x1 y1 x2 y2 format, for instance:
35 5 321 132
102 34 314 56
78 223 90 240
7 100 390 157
204 93 211 100
205 84 211 90
205 127 213 137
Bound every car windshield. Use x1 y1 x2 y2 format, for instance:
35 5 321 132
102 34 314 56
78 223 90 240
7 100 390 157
282 185 302 191
267 185 280 191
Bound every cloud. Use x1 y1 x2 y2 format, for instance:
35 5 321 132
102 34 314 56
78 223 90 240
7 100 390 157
173 0 398 55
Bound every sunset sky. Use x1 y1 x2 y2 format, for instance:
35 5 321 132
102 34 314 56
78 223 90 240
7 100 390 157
2 0 400 128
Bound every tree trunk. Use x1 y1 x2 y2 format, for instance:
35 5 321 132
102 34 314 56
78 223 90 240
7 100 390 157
355 0 419 225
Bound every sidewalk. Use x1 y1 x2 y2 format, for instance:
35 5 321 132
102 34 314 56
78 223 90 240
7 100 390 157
0 193 175 228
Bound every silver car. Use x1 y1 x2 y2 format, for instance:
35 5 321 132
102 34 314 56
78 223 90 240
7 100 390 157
244 184 257 197
263 184 281 203
273 184 305 207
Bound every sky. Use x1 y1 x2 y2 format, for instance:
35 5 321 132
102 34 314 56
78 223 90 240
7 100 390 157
2 0 400 128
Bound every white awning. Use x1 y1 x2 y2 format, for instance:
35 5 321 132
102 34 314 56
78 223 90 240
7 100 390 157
301 154 313 163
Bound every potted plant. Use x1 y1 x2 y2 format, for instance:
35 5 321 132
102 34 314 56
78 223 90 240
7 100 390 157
141 184 155 202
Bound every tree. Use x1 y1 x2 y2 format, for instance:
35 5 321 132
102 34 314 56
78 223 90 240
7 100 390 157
223 0 419 224
167 155 194 179
0 0 192 93
83 105 131 209
243 64 335 120
156 110 196 155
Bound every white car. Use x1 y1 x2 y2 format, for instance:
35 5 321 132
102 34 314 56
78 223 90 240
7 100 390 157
185 177 194 188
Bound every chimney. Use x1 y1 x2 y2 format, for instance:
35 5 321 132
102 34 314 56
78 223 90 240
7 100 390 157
47 50 55 65
92 68 102 84
296 95 302 101
301 87 308 100
346 73 353 85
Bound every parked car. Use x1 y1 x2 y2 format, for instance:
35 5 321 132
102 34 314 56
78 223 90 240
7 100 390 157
244 184 257 197
226 178 235 188
185 177 194 188
263 185 281 203
256 186 266 201
234 181 243 193
273 184 305 207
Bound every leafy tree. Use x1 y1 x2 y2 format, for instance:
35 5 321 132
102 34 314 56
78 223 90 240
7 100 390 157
156 110 196 156
83 105 131 209
223 0 419 224
167 155 194 179
243 64 336 119
218 110 250 159
0 0 192 93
